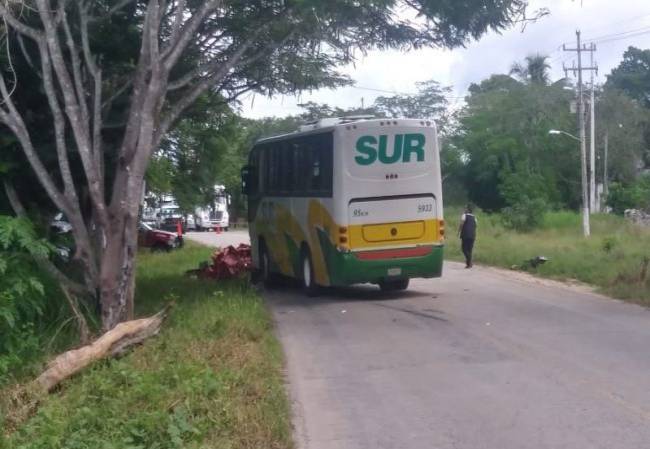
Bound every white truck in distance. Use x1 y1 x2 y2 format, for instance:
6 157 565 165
194 185 230 231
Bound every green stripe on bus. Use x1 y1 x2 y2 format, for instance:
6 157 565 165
316 228 444 286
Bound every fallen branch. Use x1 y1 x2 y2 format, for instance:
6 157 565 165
34 303 173 393
3 305 173 433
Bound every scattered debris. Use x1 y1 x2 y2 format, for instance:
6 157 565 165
189 244 252 280
625 209 650 226
513 255 549 271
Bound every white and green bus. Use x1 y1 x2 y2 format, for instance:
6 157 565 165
241 117 444 293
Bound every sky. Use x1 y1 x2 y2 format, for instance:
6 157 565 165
240 0 650 119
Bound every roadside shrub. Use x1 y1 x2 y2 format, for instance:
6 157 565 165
0 216 51 383
602 236 618 253
607 175 650 215
541 211 580 229
501 196 547 231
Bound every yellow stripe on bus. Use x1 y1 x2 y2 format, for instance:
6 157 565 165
307 200 338 286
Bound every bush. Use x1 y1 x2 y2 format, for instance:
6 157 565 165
607 175 650 215
501 196 547 231
0 216 52 383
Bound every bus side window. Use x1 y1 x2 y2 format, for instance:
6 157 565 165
292 141 308 195
267 144 282 195
310 133 333 197
281 141 294 195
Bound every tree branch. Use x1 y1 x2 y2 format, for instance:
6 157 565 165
109 0 137 15
168 0 186 45
115 2 153 166
37 40 78 204
0 73 70 214
35 0 109 227
79 4 104 185
156 28 276 143
61 4 91 155
161 0 222 72
0 3 42 40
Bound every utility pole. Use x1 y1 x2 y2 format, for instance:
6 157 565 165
563 30 597 237
603 130 609 201
589 43 598 212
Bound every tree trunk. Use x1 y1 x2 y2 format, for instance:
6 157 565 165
99 217 138 331
99 173 145 331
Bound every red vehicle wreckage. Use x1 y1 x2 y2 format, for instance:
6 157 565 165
193 244 252 280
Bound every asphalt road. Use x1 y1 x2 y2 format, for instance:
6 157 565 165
184 229 250 248
187 231 650 449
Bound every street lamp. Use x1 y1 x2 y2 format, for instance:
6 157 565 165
548 129 590 237
548 129 580 142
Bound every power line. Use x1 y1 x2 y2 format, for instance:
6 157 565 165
581 13 650 36
591 29 650 45
556 23 650 54
582 25 650 44
350 84 466 100
553 13 650 45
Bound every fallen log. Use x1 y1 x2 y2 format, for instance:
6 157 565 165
34 304 173 393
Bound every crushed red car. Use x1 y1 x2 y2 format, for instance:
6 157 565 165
194 244 252 279
138 222 182 251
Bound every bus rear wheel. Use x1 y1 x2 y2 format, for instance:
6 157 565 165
379 278 409 292
259 244 275 288
300 249 319 297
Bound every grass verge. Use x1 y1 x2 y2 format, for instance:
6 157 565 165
445 208 650 305
1 242 293 449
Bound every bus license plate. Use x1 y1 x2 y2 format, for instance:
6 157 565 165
387 268 402 276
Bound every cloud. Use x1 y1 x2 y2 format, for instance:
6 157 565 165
241 0 650 119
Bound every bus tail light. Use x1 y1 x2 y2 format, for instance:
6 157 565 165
339 227 348 244
439 220 445 239
338 227 349 250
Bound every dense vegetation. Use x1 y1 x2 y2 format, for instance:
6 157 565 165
148 50 650 224
2 244 293 448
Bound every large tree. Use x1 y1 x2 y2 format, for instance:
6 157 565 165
456 73 579 211
373 80 451 132
597 88 650 184
606 47 650 108
510 54 551 85
0 0 541 331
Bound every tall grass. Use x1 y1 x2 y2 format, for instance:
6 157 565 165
2 243 293 449
445 208 650 305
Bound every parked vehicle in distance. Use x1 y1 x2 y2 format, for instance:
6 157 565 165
138 222 182 251
141 205 159 227
50 212 72 234
194 185 230 231
158 204 192 233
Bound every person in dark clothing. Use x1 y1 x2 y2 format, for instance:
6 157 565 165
458 205 477 268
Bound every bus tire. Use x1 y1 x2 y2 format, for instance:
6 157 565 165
300 248 320 297
259 242 275 288
379 278 409 292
